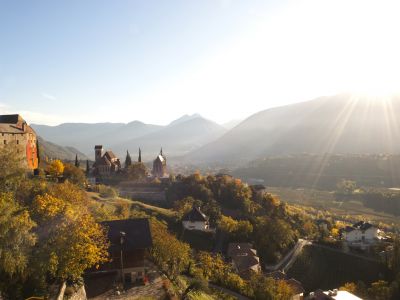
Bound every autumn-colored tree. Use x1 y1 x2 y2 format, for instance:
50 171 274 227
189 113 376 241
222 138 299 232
150 219 190 278
173 196 196 217
31 192 109 281
0 193 36 277
63 163 86 186
368 280 392 300
46 159 64 177
339 282 357 294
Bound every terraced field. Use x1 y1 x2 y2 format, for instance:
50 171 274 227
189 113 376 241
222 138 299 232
286 245 389 292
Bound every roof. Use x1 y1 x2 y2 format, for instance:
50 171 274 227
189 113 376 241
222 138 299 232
101 218 152 251
0 114 35 134
0 114 22 124
286 278 305 294
182 207 208 222
155 154 165 163
227 243 255 257
309 289 362 300
232 255 260 273
104 151 117 160
344 221 376 233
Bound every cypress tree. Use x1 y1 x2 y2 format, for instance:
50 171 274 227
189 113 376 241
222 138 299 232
125 150 132 168
138 147 142 163
75 154 80 168
86 160 90 175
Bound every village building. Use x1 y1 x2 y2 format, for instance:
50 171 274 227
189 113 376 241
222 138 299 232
152 148 167 177
342 221 379 250
227 243 261 279
182 206 210 231
92 145 121 177
88 218 152 285
304 289 362 300
0 114 38 170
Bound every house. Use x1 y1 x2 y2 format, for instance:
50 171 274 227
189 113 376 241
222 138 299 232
305 289 362 300
316 219 330 231
152 148 167 177
92 218 153 284
0 114 38 170
92 145 121 177
182 207 210 231
227 243 261 279
342 221 379 249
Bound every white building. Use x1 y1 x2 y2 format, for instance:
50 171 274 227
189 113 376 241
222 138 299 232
342 221 379 250
182 207 210 231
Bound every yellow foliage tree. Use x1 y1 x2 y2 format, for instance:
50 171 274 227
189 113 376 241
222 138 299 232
47 159 64 177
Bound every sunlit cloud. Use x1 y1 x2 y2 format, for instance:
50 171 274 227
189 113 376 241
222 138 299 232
41 92 57 101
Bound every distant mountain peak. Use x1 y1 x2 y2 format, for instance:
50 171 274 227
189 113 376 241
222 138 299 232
168 113 203 126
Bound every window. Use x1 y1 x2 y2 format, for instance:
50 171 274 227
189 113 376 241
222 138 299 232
16 140 19 144
3 140 6 145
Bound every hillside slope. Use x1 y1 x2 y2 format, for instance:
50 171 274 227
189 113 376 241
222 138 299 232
185 94 400 165
38 137 88 161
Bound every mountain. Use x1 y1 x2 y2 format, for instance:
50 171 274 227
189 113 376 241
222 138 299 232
185 94 400 165
38 137 88 161
111 116 227 159
222 119 242 130
32 115 226 160
32 121 161 156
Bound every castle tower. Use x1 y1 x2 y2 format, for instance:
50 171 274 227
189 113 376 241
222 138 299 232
94 145 103 162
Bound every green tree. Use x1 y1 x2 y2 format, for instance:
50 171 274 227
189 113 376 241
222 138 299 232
125 150 132 169
74 154 80 168
126 162 148 181
0 143 25 191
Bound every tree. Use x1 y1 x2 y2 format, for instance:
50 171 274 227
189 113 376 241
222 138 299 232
368 280 391 300
31 192 109 281
74 154 80 168
150 219 190 279
0 193 36 277
125 150 132 169
0 143 25 192
336 179 357 195
86 160 90 175
126 162 148 181
63 163 86 186
46 159 64 177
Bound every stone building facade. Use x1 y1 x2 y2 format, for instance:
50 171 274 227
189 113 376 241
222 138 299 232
0 114 38 170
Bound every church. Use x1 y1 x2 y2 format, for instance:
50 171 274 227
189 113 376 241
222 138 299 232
0 114 39 170
152 148 167 178
92 145 121 177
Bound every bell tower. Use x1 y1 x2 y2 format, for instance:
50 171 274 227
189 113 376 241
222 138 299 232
94 145 103 162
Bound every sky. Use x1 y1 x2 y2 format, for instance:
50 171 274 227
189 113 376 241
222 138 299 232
1 0 400 126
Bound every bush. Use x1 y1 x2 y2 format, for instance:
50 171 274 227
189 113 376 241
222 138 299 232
93 184 118 198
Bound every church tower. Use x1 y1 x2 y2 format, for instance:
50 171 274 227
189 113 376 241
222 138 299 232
94 145 103 162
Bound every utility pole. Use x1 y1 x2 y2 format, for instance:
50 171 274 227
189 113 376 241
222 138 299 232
120 231 126 286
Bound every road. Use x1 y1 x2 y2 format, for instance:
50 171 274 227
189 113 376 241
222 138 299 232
265 239 311 272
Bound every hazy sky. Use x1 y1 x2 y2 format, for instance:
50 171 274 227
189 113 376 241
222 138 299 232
1 0 400 125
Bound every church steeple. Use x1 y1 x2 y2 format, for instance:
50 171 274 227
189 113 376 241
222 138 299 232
160 147 163 156
138 147 142 163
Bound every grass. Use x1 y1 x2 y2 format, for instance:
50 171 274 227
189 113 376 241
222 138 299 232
268 187 400 227
286 245 389 292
